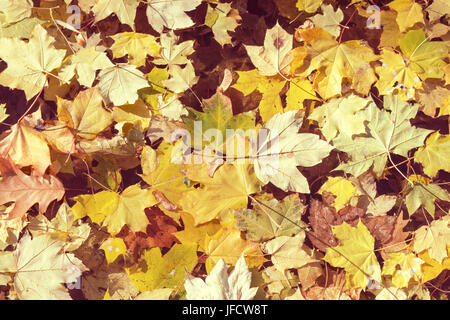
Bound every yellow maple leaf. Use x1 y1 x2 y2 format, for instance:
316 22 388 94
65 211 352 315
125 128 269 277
309 94 373 141
0 0 33 24
112 99 152 130
140 142 191 213
100 238 127 264
145 0 202 33
0 120 51 175
0 24 66 100
57 87 113 140
418 246 450 283
414 131 450 178
205 3 241 46
388 0 424 32
58 47 114 87
97 64 149 106
376 30 447 97
296 0 323 13
262 231 316 272
323 220 381 289
405 174 449 218
127 243 198 292
300 27 378 100
72 183 157 235
92 0 139 29
110 32 159 67
204 228 265 273
413 218 450 264
318 176 357 211
381 252 424 288
173 212 221 252
232 70 286 122
180 163 260 225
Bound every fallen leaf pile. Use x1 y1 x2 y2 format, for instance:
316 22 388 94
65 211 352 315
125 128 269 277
0 0 449 300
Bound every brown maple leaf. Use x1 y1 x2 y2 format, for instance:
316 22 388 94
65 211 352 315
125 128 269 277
307 199 342 251
379 213 410 260
337 206 365 226
117 207 179 259
308 201 368 251
362 215 397 244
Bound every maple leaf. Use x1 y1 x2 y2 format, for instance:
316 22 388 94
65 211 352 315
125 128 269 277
375 30 448 96
184 254 258 300
145 0 202 33
253 110 333 193
426 0 450 22
318 177 357 211
97 64 149 106
110 32 159 67
156 95 187 121
378 213 410 261
307 199 342 251
0 159 64 219
140 142 190 212
419 246 450 283
204 228 265 273
234 194 306 242
323 220 381 289
232 71 285 122
0 16 43 38
174 212 221 252
296 0 323 13
310 4 343 38
299 27 378 100
205 3 241 46
180 162 260 225
72 183 157 235
309 94 374 141
118 207 179 258
57 87 113 140
414 131 450 178
182 91 255 150
379 10 401 48
333 94 432 178
387 0 424 32
91 0 139 29
262 266 306 299
99 237 127 264
232 70 317 122
404 175 448 217
413 217 450 263
244 22 293 76
382 252 424 288
416 81 450 117
127 243 198 292
263 231 316 272
28 202 90 252
112 99 152 130
163 63 199 94
0 118 52 175
58 47 114 87
153 31 194 68
0 0 33 24
0 24 66 100
352 172 397 216
0 233 86 299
